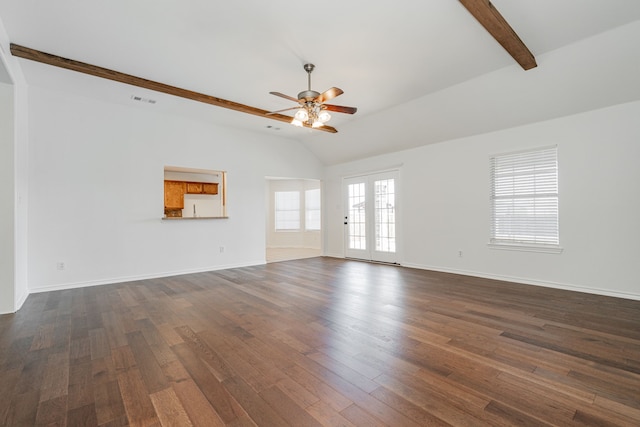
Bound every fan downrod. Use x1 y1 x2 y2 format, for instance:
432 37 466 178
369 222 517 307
299 63 319 101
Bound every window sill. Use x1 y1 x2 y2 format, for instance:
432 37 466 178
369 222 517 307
488 243 563 254
163 216 229 220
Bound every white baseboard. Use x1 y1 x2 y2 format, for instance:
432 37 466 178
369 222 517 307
324 252 345 259
28 260 266 295
14 288 29 311
0 289 30 315
266 246 321 250
401 262 640 301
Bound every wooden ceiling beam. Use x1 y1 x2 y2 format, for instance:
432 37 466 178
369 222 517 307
458 0 537 70
9 44 337 133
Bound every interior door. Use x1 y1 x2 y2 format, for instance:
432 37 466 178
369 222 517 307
344 170 399 263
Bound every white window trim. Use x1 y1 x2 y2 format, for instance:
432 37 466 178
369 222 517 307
488 242 563 254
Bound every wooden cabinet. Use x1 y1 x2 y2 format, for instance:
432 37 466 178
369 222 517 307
202 183 219 194
164 181 186 209
186 182 202 194
186 182 218 195
164 180 219 217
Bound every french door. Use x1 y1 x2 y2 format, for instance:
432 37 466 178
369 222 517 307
344 170 399 263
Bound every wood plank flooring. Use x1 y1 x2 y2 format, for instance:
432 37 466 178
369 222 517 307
1 257 639 426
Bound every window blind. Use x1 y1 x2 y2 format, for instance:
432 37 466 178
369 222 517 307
275 191 300 231
490 146 559 247
305 188 321 231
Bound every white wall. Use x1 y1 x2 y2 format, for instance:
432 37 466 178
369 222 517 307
325 101 640 300
13 76 28 311
266 179 322 250
0 15 29 314
0 82 14 313
27 86 324 292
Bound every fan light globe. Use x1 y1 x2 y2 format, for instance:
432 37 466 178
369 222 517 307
294 109 308 121
291 118 303 127
318 111 331 123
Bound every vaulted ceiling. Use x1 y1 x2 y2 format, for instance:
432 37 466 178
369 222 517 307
1 1 640 164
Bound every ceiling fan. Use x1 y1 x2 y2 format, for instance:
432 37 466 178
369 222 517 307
269 63 357 129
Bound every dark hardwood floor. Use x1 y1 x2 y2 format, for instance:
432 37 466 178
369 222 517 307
1 257 639 426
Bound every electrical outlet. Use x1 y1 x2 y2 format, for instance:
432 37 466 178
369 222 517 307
56 262 65 270
458 250 463 258
219 246 225 253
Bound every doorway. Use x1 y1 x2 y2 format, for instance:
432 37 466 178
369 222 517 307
344 170 399 264
265 177 322 263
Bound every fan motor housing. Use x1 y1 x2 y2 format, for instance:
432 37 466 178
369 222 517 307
298 90 320 102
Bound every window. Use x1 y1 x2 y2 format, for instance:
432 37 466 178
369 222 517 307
490 146 561 252
305 188 321 231
275 191 300 230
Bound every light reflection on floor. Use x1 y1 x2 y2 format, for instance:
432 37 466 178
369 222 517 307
321 260 408 362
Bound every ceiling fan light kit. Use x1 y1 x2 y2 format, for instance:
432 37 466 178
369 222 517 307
291 100 332 128
269 63 357 131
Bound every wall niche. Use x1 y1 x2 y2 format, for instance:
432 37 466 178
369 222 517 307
163 166 227 219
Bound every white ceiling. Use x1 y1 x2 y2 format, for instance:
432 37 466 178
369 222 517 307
1 0 640 164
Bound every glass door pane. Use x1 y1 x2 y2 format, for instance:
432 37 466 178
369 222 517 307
348 182 366 250
374 178 396 253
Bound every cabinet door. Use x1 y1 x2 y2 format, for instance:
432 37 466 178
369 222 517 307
164 181 186 209
186 182 203 194
202 183 219 194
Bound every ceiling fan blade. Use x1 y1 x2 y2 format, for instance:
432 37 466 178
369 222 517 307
269 91 300 102
266 106 300 115
323 104 357 114
316 87 344 104
306 123 338 133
